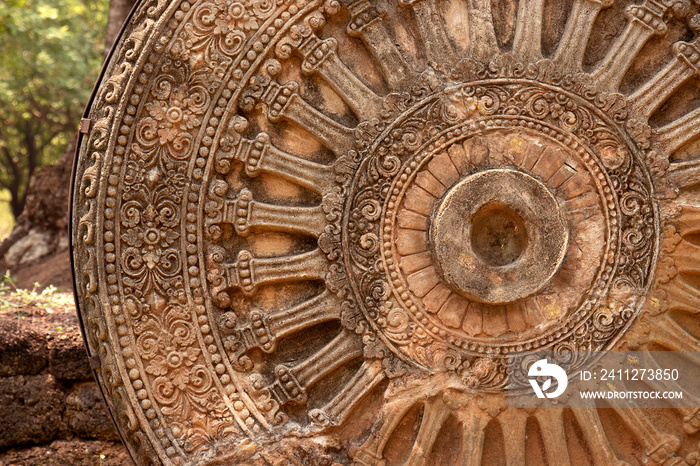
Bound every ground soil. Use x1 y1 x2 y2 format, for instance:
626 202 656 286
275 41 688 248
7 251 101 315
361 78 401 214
1 248 73 293
0 440 131 466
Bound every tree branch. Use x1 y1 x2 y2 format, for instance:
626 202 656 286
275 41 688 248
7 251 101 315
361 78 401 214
0 144 19 180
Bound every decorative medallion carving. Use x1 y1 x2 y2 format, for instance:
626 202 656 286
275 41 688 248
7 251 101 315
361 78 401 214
72 0 700 464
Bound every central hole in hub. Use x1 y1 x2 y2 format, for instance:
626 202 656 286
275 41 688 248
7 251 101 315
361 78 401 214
470 203 528 267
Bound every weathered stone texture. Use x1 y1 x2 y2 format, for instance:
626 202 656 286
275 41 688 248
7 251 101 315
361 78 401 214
65 383 120 441
0 319 48 377
0 310 122 459
48 332 93 381
0 374 65 448
71 0 700 464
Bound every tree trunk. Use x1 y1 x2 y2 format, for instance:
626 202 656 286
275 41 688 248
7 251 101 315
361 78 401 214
104 0 137 57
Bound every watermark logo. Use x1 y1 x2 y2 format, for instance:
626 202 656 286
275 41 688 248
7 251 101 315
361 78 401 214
510 351 698 408
528 359 568 398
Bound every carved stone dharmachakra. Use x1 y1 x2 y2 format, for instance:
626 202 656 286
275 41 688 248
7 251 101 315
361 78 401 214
72 0 700 463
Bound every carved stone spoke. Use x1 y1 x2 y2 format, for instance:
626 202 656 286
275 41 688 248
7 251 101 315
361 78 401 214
465 0 500 63
498 409 528 466
634 355 700 414
262 291 341 342
216 132 336 193
592 1 669 90
643 313 699 352
281 29 384 120
534 410 573 466
266 331 363 407
512 0 546 61
310 359 385 426
668 158 700 189
72 0 700 464
223 188 327 237
459 406 492 466
243 77 356 155
553 0 614 71
350 399 415 465
311 44 385 121
656 106 700 153
221 291 341 361
603 406 680 464
219 249 328 296
571 408 627 466
346 0 414 89
629 38 700 118
401 0 458 66
403 397 450 466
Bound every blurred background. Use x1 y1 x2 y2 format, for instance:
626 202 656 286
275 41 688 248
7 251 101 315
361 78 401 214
0 0 136 289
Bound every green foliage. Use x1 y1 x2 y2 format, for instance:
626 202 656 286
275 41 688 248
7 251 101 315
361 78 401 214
0 0 108 219
0 189 14 240
0 270 72 313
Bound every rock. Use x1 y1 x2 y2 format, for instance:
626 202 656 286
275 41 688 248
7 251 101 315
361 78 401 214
48 331 92 381
0 374 65 448
5 230 55 267
0 317 48 376
1 136 74 268
56 231 69 251
65 383 119 441
0 297 119 451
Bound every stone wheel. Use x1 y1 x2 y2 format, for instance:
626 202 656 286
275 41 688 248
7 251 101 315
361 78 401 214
72 0 700 464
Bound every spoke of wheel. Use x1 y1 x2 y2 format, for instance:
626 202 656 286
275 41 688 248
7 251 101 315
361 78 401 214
215 132 336 194
534 410 572 466
498 409 528 466
346 0 414 89
571 408 627 466
459 406 492 466
402 0 459 66
553 0 613 72
628 38 700 119
404 397 451 466
465 0 500 62
512 0 546 62
592 1 668 91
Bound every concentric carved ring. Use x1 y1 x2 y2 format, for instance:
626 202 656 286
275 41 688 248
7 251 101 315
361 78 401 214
431 168 569 304
346 79 648 373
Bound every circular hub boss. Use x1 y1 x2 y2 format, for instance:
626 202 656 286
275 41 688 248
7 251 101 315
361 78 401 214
431 167 568 304
72 0 700 464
